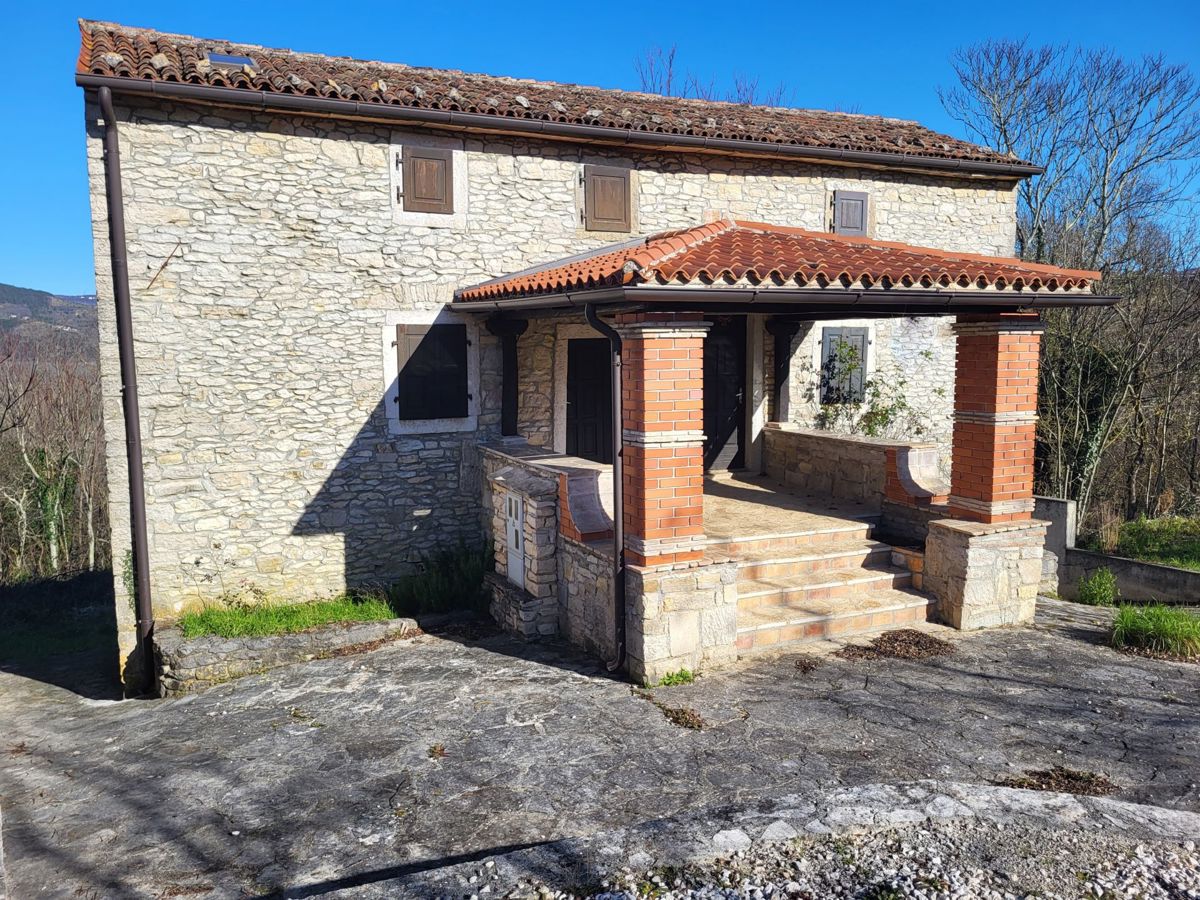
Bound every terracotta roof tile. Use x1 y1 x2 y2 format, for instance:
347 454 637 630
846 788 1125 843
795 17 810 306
454 221 1102 302
77 20 1028 170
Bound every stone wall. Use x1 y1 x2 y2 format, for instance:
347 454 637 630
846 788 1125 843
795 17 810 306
625 560 740 683
559 538 616 660
1060 548 1200 606
1034 496 1076 594
155 617 418 695
925 518 1047 630
86 96 1017 665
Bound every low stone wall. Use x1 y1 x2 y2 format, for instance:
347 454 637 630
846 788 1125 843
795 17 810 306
155 617 418 696
878 499 947 546
925 518 1046 630
559 538 617 660
1060 548 1200 605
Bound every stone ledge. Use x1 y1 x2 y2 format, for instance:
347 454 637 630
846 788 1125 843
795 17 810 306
154 617 419 697
929 517 1049 538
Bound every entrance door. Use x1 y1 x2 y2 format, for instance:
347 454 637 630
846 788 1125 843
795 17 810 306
565 338 613 463
703 317 746 471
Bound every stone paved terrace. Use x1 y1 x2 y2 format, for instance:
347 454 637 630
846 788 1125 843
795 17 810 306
702 472 878 544
1 600 1197 897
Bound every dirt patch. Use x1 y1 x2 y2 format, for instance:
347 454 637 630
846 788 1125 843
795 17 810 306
1117 646 1199 665
836 629 955 661
996 766 1117 797
633 688 706 730
793 655 822 674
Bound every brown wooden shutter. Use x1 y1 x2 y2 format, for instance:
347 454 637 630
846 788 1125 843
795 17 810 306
832 190 869 236
395 323 469 420
402 146 454 214
583 165 632 232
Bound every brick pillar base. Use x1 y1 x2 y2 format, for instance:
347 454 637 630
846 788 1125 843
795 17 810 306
617 313 709 567
949 314 1044 524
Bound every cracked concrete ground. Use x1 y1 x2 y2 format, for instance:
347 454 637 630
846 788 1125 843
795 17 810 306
0 599 1197 898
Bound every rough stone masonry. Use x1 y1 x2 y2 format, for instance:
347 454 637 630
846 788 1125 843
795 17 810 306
86 94 1018 673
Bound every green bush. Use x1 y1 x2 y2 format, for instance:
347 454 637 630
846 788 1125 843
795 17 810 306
384 544 490 616
1111 604 1200 658
1114 516 1200 572
1077 567 1119 607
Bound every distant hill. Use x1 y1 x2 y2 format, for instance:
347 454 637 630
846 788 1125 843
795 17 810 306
0 282 97 337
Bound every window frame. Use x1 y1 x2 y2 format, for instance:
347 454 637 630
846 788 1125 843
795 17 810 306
389 133 469 229
831 189 870 237
381 310 479 435
401 146 454 215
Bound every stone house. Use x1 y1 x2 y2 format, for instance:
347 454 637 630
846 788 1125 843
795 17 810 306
77 21 1116 690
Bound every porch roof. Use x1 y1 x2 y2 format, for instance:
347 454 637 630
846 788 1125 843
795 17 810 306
453 220 1117 316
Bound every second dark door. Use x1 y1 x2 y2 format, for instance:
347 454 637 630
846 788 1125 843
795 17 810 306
566 338 613 463
703 317 747 471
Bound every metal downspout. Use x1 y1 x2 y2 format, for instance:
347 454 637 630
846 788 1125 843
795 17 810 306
584 303 626 673
98 86 157 694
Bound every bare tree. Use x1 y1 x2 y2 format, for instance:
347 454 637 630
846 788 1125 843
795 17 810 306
634 46 790 107
942 39 1200 527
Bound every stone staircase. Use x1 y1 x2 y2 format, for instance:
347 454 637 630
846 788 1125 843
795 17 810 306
704 514 934 654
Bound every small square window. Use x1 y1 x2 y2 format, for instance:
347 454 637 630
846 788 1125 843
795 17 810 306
832 190 869 237
583 165 632 232
402 146 454 214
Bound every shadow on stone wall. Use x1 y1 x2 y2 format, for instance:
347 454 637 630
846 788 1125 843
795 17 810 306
0 570 122 699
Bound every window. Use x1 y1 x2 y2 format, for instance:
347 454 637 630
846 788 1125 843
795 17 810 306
582 165 632 232
401 146 454 214
820 326 869 404
394 323 469 420
832 190 869 236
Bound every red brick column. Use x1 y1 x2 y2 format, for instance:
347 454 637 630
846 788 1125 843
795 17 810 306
948 313 1044 523
616 313 710 567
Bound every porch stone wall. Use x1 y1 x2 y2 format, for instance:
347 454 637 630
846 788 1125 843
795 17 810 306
926 518 1047 629
625 560 740 684
559 538 617 660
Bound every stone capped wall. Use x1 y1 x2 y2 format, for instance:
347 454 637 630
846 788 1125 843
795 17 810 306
86 96 1017 639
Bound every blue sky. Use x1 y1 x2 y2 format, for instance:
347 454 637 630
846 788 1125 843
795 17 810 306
4 0 1199 296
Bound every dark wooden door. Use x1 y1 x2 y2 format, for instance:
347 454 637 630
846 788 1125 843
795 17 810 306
566 339 613 463
703 317 746 471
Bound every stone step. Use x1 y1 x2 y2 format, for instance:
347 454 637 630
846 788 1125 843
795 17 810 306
734 540 894 581
735 588 935 654
737 566 914 612
704 521 876 557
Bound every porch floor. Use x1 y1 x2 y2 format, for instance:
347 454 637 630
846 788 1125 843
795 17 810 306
702 472 878 543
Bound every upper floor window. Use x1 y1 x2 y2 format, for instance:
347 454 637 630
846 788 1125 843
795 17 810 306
401 146 454 214
582 164 632 232
832 190 870 237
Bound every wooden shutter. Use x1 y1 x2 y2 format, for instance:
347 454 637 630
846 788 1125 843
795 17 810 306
583 165 632 232
820 326 869 403
832 190 869 236
402 146 454 214
395 323 469 420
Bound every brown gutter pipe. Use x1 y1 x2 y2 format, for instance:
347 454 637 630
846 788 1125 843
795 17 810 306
75 74 1044 180
97 86 157 694
584 303 626 674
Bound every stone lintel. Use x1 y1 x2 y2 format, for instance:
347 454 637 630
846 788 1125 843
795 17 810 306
622 428 706 447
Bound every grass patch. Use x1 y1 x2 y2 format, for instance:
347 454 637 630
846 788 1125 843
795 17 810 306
1076 567 1119 606
1113 516 1200 572
1111 603 1200 660
653 668 696 687
179 593 394 639
178 545 490 639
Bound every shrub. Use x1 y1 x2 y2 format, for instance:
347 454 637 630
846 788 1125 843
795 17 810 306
1076 567 1119 607
384 544 490 616
1111 604 1200 659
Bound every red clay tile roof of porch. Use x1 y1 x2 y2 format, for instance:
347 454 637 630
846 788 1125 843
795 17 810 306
454 220 1103 302
77 20 1027 170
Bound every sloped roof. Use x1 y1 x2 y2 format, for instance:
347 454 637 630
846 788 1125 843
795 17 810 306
454 220 1101 302
76 20 1033 173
